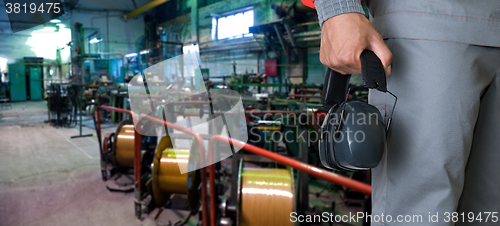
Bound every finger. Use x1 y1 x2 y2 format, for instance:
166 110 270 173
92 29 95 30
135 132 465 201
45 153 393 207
368 36 393 76
337 48 363 74
329 57 353 75
337 37 371 75
320 50 350 75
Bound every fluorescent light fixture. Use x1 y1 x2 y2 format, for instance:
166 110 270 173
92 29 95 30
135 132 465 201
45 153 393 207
125 53 138 58
89 37 102 44
140 50 150 55
182 44 199 54
50 19 61 23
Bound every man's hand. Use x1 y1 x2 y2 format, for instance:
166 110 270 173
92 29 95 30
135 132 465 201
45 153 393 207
320 13 392 75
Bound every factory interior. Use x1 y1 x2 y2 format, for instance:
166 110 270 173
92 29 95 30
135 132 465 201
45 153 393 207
0 0 375 225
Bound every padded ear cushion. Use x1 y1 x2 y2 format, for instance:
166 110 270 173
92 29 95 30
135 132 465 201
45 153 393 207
320 103 362 172
319 105 335 170
328 103 354 171
319 104 350 171
318 133 332 170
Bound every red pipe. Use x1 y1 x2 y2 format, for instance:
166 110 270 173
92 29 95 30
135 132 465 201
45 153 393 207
207 135 372 225
96 108 103 159
139 114 209 226
101 105 136 116
311 110 328 130
134 127 142 189
299 89 322 93
103 133 112 153
209 157 216 226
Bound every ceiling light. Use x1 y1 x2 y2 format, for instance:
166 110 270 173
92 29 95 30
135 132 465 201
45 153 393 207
89 37 102 44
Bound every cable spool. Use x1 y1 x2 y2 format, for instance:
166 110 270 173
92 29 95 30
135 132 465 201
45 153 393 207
238 166 294 226
114 120 135 169
152 136 200 212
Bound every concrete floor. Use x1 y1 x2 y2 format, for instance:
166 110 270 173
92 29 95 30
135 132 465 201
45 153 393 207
0 101 138 226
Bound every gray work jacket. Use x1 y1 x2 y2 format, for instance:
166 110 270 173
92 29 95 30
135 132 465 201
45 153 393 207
315 0 500 47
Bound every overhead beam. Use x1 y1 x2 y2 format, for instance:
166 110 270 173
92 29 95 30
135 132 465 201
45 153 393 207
125 0 169 20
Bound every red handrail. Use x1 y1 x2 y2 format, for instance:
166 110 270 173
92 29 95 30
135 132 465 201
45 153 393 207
299 89 323 94
208 135 372 226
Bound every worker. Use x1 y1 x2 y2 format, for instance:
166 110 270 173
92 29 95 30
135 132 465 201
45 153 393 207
302 0 500 225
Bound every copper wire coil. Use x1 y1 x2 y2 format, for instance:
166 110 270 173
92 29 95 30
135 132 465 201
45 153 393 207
114 120 135 168
239 167 294 226
152 136 200 211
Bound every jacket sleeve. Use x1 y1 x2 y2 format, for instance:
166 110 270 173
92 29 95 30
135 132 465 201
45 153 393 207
301 0 316 9
301 0 365 26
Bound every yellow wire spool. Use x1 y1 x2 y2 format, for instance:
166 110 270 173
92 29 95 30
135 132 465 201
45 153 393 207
256 126 282 131
114 120 135 168
152 136 200 211
239 167 294 226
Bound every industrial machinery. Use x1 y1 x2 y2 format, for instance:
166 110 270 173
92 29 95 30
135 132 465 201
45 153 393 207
8 64 27 102
99 117 158 191
8 59 45 102
142 135 201 224
94 103 375 226
46 83 78 127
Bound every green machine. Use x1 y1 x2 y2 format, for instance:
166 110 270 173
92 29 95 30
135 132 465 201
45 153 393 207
8 64 44 101
8 64 26 101
29 67 43 100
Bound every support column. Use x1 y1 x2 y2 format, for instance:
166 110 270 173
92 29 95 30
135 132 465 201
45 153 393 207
190 0 198 43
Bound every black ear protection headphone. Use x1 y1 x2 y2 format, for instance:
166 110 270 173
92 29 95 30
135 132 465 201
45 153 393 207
318 50 397 171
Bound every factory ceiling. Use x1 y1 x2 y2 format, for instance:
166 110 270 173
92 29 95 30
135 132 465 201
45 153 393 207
72 0 153 12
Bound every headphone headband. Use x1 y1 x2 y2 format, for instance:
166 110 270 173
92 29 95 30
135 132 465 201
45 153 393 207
321 50 387 109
